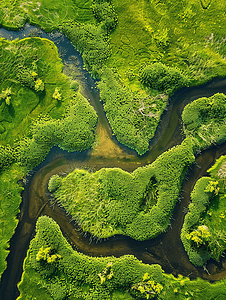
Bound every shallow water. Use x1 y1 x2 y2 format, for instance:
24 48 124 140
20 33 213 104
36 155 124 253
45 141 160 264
1 24 226 300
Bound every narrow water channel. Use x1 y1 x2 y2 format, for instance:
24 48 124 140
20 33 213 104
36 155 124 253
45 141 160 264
1 24 226 300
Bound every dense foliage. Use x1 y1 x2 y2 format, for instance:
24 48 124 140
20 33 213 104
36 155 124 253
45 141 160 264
18 216 226 300
52 92 226 241
181 155 226 266
17 94 97 168
92 1 118 33
98 68 168 155
0 165 26 278
60 22 110 78
139 63 189 95
0 36 97 281
182 93 226 150
52 137 195 240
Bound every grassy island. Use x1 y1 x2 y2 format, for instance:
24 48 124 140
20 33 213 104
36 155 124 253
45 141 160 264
181 155 226 266
17 216 226 300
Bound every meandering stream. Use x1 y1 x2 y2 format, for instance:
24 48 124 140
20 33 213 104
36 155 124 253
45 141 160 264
1 24 226 300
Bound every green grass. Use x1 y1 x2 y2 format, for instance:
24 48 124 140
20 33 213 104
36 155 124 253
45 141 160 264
0 36 97 282
108 0 226 91
0 0 94 31
52 136 195 240
0 36 72 146
0 164 27 278
17 215 226 300
182 93 226 150
181 155 226 266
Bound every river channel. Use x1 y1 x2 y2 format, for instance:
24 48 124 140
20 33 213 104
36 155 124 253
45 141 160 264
1 24 226 300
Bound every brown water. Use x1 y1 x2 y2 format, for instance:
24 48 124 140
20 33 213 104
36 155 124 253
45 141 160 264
1 24 226 300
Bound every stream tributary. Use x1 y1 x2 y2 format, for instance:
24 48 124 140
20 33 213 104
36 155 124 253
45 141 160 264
1 24 226 300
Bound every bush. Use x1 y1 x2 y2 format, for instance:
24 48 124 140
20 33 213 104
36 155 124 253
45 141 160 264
0 145 14 170
140 62 189 94
92 2 117 33
48 175 63 192
53 138 195 240
61 22 110 78
181 177 214 266
182 93 226 150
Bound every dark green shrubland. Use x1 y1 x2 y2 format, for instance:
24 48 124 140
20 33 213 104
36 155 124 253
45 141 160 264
92 1 117 33
61 22 110 78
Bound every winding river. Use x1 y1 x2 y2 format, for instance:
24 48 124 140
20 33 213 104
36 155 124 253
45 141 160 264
1 24 226 300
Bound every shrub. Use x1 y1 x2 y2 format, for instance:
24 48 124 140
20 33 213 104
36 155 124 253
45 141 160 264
140 62 189 94
182 93 226 150
48 175 63 192
92 2 117 33
0 145 14 170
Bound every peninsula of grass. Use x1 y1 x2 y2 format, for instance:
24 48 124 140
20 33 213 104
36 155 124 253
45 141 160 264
2 1 226 154
0 36 97 280
181 155 226 267
17 215 226 300
50 92 226 241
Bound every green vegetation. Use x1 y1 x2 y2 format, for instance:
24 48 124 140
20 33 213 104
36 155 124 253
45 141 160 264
108 0 226 89
2 0 226 153
182 93 226 150
0 36 71 147
51 138 195 240
139 63 189 96
17 93 97 168
0 0 94 32
98 68 168 155
18 216 226 300
51 92 226 241
0 36 97 280
0 164 26 278
181 155 226 266
0 37 97 169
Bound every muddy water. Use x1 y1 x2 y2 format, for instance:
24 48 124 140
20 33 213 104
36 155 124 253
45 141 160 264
1 24 226 300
